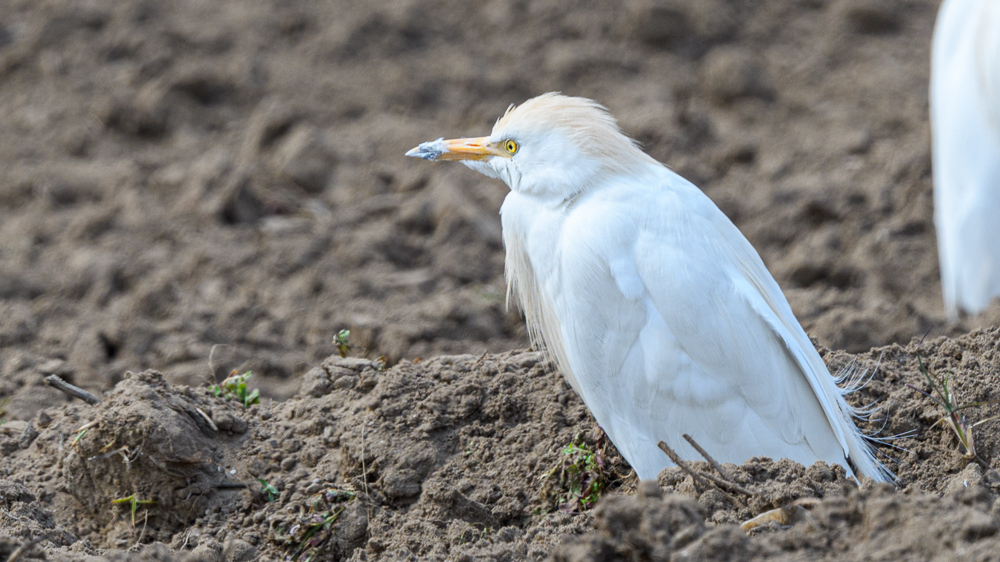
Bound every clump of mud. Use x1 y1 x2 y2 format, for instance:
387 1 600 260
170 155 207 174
59 371 251 545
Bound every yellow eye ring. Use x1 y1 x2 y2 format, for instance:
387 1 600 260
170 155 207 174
504 139 518 154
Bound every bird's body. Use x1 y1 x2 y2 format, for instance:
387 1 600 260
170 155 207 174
408 93 889 482
931 0 1000 317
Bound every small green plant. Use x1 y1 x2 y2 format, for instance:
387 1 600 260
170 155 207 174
210 370 260 408
259 478 279 502
334 330 352 358
111 493 156 526
908 355 998 465
537 434 610 514
272 487 356 561
457 523 492 545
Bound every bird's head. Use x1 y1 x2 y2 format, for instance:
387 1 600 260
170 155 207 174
406 92 656 200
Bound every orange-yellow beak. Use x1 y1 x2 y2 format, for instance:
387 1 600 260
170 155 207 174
406 136 503 162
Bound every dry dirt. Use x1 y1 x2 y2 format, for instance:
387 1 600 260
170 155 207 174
2 0 1000 560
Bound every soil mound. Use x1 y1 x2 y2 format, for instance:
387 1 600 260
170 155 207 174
553 478 1000 561
2 329 1000 560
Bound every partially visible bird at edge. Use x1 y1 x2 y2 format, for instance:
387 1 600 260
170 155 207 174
407 92 892 483
931 0 1000 318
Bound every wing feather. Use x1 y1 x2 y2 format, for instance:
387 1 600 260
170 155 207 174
544 173 889 481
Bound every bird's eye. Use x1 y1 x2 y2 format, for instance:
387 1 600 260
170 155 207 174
504 139 519 154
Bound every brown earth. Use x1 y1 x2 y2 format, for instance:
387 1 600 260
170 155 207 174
3 332 1000 561
2 0 1000 560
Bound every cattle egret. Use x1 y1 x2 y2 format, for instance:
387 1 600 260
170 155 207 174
407 93 890 482
931 0 1000 318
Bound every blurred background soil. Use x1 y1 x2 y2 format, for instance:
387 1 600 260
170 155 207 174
2 0 1000 560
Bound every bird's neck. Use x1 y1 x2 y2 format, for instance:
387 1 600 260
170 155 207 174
499 191 584 396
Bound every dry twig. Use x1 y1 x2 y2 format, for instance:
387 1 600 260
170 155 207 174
683 433 735 481
44 375 100 405
657 440 753 496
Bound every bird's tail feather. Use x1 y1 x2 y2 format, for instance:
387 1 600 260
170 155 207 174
830 358 897 483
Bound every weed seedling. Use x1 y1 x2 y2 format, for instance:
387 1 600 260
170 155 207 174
908 355 998 465
273 486 356 561
293 508 345 558
72 429 88 448
111 493 155 526
209 370 260 408
457 523 492 545
259 478 279 502
537 434 611 514
334 329 352 358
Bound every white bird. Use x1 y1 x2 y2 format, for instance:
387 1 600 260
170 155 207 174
931 0 1000 318
407 93 890 482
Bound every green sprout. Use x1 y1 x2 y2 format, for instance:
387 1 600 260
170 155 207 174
293 509 344 559
111 493 156 526
908 355 998 466
209 370 260 408
457 523 492 545
259 478 279 502
273 487 356 561
334 330 352 358
537 435 610 514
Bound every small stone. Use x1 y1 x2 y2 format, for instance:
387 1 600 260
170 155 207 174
230 417 248 434
18 422 38 449
328 356 375 372
35 410 52 428
333 376 358 390
183 541 223 562
222 538 258 562
299 366 332 398
213 411 236 432
513 352 544 369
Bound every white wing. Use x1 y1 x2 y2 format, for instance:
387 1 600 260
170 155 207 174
931 0 1000 316
524 169 887 481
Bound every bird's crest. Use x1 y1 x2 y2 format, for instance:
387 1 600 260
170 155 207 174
492 93 656 174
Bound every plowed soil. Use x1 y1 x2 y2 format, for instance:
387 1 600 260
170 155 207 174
2 0 1000 560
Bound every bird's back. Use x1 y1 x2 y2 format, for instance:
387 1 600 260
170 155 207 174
501 164 889 482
